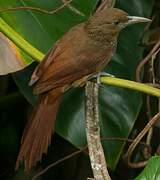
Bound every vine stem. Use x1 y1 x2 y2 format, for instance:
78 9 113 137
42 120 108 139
0 17 44 61
100 77 160 98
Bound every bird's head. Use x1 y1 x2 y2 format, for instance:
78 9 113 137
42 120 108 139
86 8 151 41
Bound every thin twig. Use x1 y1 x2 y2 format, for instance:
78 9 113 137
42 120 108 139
85 81 111 180
136 38 160 82
145 95 153 159
124 112 160 168
101 137 151 151
0 0 73 15
62 0 85 16
144 47 159 159
32 147 87 180
139 15 154 47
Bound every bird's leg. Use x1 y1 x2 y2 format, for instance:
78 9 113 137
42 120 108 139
90 72 115 84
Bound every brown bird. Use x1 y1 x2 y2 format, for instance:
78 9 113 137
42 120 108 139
15 8 150 172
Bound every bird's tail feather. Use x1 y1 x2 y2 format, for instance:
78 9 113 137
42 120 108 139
15 87 62 172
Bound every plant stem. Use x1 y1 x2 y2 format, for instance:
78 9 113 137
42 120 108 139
0 18 44 61
100 77 160 98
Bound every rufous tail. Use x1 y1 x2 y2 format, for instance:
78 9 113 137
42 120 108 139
15 87 62 172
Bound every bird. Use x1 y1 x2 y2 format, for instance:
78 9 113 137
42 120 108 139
15 7 150 172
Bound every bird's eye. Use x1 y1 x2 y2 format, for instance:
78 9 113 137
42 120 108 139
113 20 120 26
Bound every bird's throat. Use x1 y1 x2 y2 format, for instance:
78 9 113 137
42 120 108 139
85 23 118 47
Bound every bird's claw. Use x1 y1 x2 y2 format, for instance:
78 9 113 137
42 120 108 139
90 72 115 84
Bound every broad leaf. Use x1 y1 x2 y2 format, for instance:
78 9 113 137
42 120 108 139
135 156 160 180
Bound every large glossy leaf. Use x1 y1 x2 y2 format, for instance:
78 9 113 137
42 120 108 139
0 0 95 53
135 156 160 180
0 0 154 169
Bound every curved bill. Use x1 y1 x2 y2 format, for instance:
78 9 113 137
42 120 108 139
126 16 151 25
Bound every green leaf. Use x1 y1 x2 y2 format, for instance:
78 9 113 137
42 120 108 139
135 156 160 180
0 0 95 53
1 0 155 169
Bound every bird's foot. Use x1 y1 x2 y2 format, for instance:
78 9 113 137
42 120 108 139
91 72 115 84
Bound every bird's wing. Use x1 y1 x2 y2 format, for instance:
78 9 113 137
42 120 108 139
33 48 105 94
29 42 62 86
29 23 85 87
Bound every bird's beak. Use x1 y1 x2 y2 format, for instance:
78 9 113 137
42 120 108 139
126 16 151 25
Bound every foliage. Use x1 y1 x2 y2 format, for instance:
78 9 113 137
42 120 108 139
0 0 159 180
135 156 160 180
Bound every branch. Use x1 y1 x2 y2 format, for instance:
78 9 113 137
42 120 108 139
0 0 73 15
136 38 160 82
32 147 87 180
124 112 160 168
85 81 111 180
61 0 85 16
